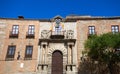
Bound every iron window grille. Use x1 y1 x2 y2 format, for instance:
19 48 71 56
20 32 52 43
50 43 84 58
24 46 33 60
6 46 16 61
111 25 119 33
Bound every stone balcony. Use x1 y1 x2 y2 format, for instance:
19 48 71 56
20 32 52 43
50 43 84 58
26 32 35 38
50 31 65 39
9 31 19 38
39 30 76 44
41 30 74 39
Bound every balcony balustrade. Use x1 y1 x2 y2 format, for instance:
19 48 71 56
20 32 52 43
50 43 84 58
9 31 19 38
26 32 35 38
41 30 74 39
50 31 65 39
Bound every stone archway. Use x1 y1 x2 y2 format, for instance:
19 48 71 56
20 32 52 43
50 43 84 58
52 50 63 74
47 46 67 74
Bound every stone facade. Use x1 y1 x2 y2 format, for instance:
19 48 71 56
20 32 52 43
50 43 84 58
0 15 120 74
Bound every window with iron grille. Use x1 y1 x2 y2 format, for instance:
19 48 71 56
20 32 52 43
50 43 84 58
12 25 19 34
55 27 61 35
6 46 16 60
111 25 119 33
25 46 33 60
28 25 35 35
54 19 62 35
88 26 95 35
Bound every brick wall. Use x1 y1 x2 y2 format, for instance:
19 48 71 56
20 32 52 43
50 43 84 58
0 19 40 74
77 19 120 65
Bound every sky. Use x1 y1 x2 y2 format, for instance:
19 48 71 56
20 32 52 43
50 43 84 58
0 0 120 19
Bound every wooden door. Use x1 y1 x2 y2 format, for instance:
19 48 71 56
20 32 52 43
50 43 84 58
52 51 63 74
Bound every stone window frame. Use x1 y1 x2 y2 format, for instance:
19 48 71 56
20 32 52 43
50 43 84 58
24 45 33 60
6 45 16 61
28 25 35 35
12 25 19 34
88 26 96 35
111 25 119 33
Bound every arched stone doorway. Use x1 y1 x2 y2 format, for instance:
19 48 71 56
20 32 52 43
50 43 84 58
52 50 63 74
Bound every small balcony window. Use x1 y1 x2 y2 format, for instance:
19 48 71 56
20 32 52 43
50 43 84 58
9 25 19 38
26 25 35 38
88 26 96 38
111 25 119 34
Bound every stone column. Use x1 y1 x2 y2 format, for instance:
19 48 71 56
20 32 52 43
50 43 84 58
38 45 43 72
71 45 73 64
45 45 48 64
38 46 41 64
43 44 48 64
41 42 48 64
72 45 75 64
42 45 45 64
40 45 43 64
68 44 72 64
67 42 76 74
67 43 74 64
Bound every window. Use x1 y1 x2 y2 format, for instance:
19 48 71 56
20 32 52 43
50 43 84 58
25 46 33 60
9 25 19 38
12 25 19 34
28 25 35 35
88 26 95 35
55 27 61 35
55 19 62 35
111 25 119 33
26 25 35 38
6 46 16 60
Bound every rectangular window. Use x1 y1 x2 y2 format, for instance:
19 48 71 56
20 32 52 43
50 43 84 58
25 46 33 60
6 46 16 60
111 25 119 33
12 25 19 34
88 26 95 35
28 25 35 34
55 27 61 35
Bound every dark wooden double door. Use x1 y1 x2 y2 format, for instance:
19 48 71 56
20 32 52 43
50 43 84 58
52 51 63 74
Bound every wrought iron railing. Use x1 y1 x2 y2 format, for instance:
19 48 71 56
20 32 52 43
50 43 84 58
9 31 19 38
51 31 65 35
26 32 35 38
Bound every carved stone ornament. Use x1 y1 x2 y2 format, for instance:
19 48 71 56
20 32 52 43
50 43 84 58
66 30 74 39
41 30 50 39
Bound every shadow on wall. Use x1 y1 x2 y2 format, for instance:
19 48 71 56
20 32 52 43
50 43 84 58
78 58 120 74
